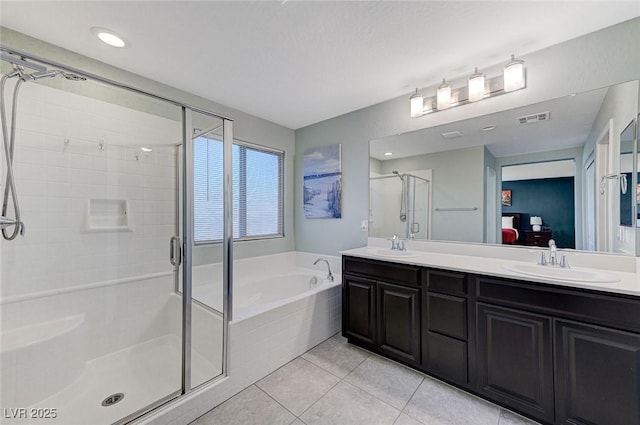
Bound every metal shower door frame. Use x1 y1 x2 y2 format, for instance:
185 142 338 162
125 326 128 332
0 44 234 422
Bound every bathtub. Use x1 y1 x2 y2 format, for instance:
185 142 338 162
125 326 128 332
0 251 341 425
139 251 342 425
192 265 339 321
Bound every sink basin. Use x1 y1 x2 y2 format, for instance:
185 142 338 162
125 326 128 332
503 263 620 283
367 248 422 258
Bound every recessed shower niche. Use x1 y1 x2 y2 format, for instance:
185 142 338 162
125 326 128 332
85 198 133 232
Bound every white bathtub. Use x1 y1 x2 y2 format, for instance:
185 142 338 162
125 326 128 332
192 266 338 320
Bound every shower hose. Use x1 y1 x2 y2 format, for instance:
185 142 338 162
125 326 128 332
0 71 26 240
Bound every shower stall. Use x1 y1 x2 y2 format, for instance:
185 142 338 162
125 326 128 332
369 171 431 240
0 47 232 424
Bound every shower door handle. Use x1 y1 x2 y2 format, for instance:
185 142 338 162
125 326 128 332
169 236 182 267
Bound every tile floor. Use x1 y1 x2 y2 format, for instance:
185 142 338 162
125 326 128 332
190 333 541 425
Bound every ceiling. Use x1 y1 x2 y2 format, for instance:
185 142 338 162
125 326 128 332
0 1 638 129
370 86 608 160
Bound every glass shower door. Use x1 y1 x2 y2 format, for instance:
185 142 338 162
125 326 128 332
175 109 230 390
0 67 183 424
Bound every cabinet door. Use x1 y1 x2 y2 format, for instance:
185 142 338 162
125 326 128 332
555 320 640 425
477 303 554 423
342 275 376 347
378 282 420 365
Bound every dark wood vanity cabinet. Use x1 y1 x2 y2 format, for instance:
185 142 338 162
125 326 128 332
342 256 421 366
342 256 640 425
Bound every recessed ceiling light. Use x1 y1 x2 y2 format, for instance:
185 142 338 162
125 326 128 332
384 152 393 156
140 147 153 152
482 125 496 131
91 27 129 48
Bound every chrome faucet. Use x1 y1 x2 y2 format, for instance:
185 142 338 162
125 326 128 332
548 239 557 266
537 239 570 268
313 258 334 282
390 234 399 250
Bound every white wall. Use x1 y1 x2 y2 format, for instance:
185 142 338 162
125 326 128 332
295 17 640 255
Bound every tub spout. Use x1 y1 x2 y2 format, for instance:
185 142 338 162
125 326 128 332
313 258 334 282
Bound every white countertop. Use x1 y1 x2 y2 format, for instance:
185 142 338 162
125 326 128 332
340 242 640 297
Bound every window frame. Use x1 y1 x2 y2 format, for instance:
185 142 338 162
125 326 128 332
193 136 285 245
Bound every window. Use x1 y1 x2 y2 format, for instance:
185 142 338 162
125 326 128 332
194 135 284 243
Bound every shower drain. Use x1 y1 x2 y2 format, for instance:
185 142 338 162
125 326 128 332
101 393 124 407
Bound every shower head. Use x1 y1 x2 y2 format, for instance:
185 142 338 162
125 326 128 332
60 71 87 81
392 171 405 181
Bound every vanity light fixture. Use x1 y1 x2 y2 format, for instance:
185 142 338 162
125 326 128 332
468 68 486 102
409 55 526 118
436 79 452 110
91 27 129 48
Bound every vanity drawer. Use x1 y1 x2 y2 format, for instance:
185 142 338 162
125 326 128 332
343 256 421 286
426 270 468 296
427 293 467 339
423 331 468 386
475 276 640 333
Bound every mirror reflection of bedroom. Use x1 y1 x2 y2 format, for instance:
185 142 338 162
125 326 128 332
501 159 576 249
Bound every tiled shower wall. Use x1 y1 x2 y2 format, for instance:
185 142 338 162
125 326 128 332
1 77 181 300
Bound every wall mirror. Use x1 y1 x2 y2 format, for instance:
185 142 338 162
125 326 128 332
370 79 639 255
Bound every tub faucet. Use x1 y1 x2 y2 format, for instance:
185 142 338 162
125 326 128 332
313 258 334 282
548 239 557 266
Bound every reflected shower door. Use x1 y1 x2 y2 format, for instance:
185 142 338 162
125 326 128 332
369 175 406 238
407 175 430 240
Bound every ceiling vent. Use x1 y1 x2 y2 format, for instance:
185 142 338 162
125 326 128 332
518 111 550 125
441 131 463 139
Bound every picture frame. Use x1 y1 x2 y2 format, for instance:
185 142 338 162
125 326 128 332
501 189 512 206
303 144 342 218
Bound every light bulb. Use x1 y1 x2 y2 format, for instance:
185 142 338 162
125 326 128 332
410 89 424 118
468 68 485 102
437 79 451 110
504 55 525 92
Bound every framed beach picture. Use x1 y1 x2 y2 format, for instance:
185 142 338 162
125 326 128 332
501 189 512 206
303 144 342 218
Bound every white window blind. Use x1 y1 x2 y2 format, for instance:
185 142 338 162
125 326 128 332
194 136 283 243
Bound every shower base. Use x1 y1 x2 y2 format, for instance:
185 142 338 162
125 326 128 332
22 335 219 425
